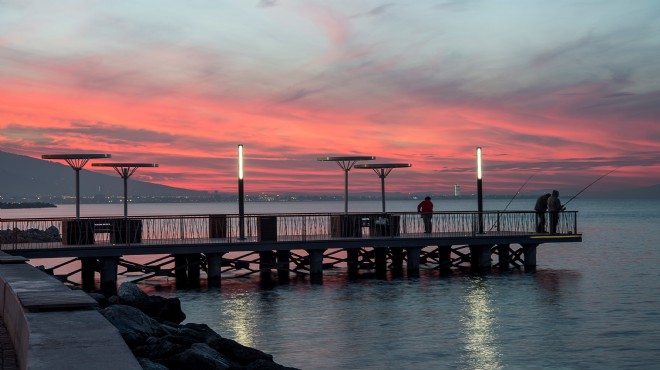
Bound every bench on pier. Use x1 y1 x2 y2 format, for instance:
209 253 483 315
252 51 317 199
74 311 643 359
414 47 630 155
62 218 143 245
330 214 401 237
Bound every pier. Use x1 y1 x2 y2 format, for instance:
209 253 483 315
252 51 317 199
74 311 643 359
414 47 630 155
0 210 581 293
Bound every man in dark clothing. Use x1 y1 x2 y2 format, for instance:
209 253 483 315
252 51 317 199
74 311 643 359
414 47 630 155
534 193 551 233
547 190 565 234
417 196 434 233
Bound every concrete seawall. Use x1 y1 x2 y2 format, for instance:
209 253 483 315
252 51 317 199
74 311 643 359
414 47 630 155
0 252 141 370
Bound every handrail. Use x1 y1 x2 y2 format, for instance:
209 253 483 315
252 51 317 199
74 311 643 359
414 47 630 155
0 211 579 250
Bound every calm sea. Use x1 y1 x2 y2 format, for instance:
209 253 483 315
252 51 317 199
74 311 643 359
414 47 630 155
4 198 660 369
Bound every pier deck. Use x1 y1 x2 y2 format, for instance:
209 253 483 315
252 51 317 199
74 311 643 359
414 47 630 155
0 211 581 289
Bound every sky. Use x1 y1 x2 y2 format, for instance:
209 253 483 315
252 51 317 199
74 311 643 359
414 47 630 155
1 0 659 196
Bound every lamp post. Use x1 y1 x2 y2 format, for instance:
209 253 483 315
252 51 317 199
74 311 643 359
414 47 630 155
238 144 245 240
42 153 111 219
91 163 159 218
354 163 412 212
476 146 484 234
317 156 375 213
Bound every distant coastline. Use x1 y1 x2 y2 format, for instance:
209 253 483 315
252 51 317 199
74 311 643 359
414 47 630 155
0 202 57 209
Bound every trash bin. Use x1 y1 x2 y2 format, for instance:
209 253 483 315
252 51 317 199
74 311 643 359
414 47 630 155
209 214 227 238
258 216 278 241
111 219 143 244
62 220 95 245
330 215 362 237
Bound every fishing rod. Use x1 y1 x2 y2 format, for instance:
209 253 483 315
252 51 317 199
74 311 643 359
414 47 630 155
488 172 536 231
502 172 536 212
563 167 618 207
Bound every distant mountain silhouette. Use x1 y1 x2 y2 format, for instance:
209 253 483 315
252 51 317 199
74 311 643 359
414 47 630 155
0 150 207 199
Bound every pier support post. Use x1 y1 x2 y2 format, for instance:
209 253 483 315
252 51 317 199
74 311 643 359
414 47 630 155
206 253 224 287
496 244 511 270
187 254 201 288
80 257 97 291
259 251 275 282
374 248 387 277
390 248 404 277
469 245 492 271
99 256 119 296
307 249 325 284
276 250 291 283
347 248 359 277
406 247 421 278
174 255 188 288
522 244 538 272
438 245 453 275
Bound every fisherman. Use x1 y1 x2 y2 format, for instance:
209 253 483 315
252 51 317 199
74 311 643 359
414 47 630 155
547 190 566 234
534 193 552 233
417 196 434 233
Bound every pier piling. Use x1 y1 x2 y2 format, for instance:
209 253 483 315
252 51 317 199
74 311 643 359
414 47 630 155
206 253 223 287
99 256 119 295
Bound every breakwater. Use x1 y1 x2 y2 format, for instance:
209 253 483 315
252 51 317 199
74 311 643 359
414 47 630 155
0 251 298 370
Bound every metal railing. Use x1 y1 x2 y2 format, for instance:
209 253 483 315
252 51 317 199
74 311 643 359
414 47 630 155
0 211 578 250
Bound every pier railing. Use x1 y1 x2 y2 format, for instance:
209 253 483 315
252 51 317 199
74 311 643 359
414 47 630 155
0 211 578 250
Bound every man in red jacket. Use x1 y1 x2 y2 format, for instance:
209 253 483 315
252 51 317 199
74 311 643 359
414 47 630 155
417 196 434 233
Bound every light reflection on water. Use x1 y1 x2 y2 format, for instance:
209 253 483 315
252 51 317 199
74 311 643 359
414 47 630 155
460 277 502 370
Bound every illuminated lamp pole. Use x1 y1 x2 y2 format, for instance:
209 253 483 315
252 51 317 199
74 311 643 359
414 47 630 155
354 163 412 212
41 153 111 219
91 163 159 218
238 144 245 240
317 156 376 213
476 146 484 234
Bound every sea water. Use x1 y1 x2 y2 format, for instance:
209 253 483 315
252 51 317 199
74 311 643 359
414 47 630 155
4 198 660 369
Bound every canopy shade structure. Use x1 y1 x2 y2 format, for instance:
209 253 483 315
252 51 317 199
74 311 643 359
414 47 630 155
354 163 412 212
42 153 112 218
92 163 159 218
317 156 376 212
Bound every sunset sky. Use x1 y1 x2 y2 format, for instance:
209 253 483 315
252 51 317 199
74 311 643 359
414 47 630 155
1 0 659 195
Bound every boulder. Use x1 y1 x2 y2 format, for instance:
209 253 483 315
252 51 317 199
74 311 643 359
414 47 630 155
118 282 150 307
100 304 168 346
207 336 273 364
144 295 186 324
133 336 187 361
170 343 232 370
136 357 169 370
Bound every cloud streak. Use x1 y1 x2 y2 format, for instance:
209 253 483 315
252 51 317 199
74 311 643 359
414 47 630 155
1 0 659 195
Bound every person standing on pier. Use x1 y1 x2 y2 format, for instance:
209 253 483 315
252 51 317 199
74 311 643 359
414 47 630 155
417 196 434 233
534 193 551 233
547 190 565 234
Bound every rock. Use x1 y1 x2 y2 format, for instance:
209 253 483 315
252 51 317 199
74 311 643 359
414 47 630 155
136 357 169 370
88 292 110 308
133 336 187 360
100 304 168 346
118 282 150 307
207 336 273 364
179 323 222 343
170 343 232 370
143 295 186 324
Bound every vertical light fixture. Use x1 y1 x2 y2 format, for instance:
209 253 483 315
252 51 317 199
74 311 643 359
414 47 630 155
476 146 484 233
238 144 245 240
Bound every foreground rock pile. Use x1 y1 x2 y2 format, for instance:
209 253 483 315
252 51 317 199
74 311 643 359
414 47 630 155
92 283 300 370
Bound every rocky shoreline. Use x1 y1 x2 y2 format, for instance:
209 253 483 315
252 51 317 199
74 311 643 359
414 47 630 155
90 282 300 370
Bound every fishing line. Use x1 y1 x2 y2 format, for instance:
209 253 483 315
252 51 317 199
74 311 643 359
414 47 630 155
563 167 618 207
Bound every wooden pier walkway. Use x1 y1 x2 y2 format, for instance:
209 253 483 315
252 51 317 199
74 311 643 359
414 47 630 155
0 211 581 292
